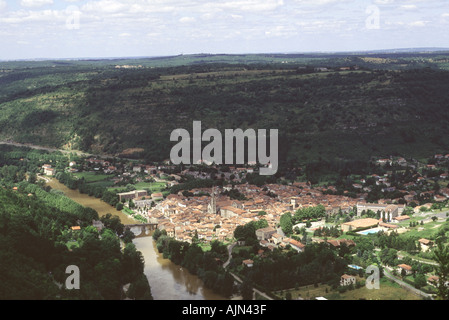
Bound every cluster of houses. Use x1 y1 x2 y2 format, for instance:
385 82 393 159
255 226 305 252
357 155 449 204
140 182 363 245
125 164 448 248
37 153 449 249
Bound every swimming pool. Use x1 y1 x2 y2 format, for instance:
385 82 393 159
348 264 363 270
357 227 383 235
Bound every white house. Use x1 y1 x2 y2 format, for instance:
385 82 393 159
397 264 413 275
340 274 356 286
242 259 254 268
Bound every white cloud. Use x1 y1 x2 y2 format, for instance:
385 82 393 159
179 16 196 23
81 0 127 14
400 4 417 10
208 0 284 12
264 25 297 37
0 9 63 24
293 0 351 5
409 20 429 27
20 0 54 8
374 0 395 4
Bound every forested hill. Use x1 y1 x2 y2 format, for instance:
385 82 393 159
1 52 449 168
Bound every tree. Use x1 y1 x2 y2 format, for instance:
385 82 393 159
28 172 37 184
126 184 136 191
122 242 144 281
380 248 398 266
401 268 407 278
280 212 293 235
100 213 125 236
414 273 427 290
241 279 253 300
434 241 449 300
122 227 135 243
127 274 153 300
192 230 199 244
233 223 257 243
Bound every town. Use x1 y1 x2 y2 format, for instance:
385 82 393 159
34 148 449 299
42 153 449 242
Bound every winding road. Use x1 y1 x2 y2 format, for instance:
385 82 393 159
383 267 434 300
222 242 274 300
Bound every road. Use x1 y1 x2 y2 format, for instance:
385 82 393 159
228 272 274 300
222 242 274 300
223 243 236 269
0 140 143 162
383 267 433 300
418 210 449 223
0 140 92 157
37 174 51 183
397 252 438 266
375 249 435 299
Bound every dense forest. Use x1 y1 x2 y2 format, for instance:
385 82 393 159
1 52 449 170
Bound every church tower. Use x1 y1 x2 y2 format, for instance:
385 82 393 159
208 187 217 214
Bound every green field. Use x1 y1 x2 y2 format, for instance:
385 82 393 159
132 181 167 192
106 181 167 193
73 172 116 188
74 172 114 182
73 172 168 193
400 219 445 239
327 278 423 300
278 277 423 300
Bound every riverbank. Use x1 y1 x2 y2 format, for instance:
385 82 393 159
44 177 137 225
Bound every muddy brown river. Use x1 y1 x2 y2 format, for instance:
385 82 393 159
45 178 136 225
134 237 227 300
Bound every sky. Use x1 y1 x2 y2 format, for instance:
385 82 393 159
0 0 448 60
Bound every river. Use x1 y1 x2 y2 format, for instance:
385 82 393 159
45 177 136 225
45 177 227 300
134 237 227 300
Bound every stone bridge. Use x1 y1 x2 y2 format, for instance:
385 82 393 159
126 223 158 236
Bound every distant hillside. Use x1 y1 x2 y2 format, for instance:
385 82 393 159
1 52 449 168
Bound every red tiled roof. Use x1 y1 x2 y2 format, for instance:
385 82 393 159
397 264 412 271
